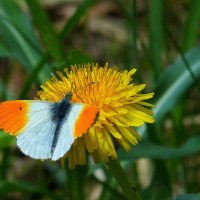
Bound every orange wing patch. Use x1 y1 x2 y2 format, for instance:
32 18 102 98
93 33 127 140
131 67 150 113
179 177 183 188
0 101 28 135
74 105 98 138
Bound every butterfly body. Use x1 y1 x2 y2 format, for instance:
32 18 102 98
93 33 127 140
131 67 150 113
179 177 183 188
0 93 98 161
51 93 72 122
50 93 72 155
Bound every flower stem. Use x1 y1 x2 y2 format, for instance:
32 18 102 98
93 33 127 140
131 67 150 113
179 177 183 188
66 165 86 200
107 159 142 200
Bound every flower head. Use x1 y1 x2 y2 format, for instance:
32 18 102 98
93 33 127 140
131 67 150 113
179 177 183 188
37 63 154 168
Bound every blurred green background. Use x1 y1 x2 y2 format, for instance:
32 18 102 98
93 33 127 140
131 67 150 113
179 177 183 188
0 0 200 199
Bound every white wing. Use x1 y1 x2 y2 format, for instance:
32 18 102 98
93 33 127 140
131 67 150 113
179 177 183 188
16 101 56 159
52 103 84 160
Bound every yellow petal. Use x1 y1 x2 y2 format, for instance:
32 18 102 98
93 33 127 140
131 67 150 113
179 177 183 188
106 124 122 139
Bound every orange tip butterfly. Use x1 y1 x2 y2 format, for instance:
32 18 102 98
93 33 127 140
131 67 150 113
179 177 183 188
0 93 98 160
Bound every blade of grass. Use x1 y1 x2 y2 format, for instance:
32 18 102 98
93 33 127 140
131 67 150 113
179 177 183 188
176 193 200 200
59 0 96 40
131 0 139 66
149 0 164 79
25 0 65 61
183 0 200 51
117 0 140 73
119 137 200 160
130 0 143 81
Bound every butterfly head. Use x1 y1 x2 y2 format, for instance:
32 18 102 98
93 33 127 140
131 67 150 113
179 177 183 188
63 92 73 104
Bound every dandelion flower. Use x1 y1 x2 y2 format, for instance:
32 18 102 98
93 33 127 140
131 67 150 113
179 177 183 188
37 63 155 168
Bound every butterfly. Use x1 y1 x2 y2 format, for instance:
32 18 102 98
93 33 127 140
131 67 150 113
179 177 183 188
0 92 98 160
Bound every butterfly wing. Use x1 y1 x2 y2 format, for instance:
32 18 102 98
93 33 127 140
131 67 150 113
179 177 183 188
15 101 58 159
0 100 98 161
0 100 57 159
16 101 56 159
52 103 98 160
0 100 30 135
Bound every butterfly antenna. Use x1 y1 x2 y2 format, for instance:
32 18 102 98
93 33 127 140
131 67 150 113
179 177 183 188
71 81 96 101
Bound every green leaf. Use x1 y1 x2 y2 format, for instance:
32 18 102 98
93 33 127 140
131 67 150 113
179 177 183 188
0 0 41 66
154 47 200 121
176 193 200 200
138 47 200 137
0 0 41 50
0 17 39 68
0 0 50 81
119 137 200 160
